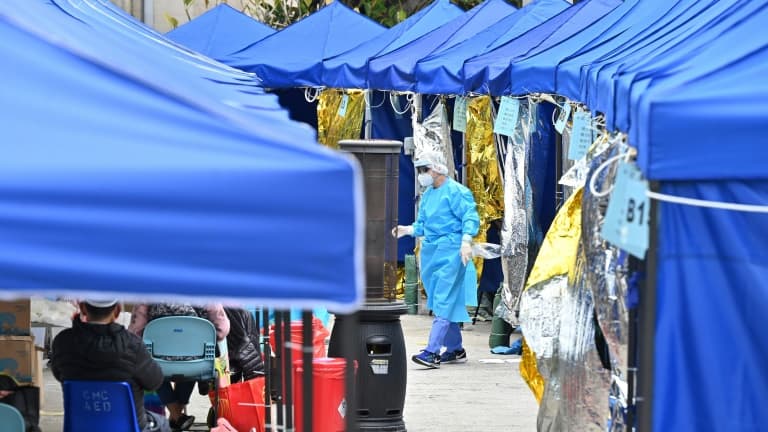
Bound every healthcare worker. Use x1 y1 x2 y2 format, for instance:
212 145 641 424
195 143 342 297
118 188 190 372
392 151 480 369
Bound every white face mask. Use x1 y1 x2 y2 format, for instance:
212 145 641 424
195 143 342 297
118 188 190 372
418 173 434 187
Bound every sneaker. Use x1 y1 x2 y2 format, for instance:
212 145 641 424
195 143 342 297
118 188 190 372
440 348 468 364
411 350 440 369
170 414 195 431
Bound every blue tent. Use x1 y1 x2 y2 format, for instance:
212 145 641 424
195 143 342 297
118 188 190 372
0 3 364 311
604 0 760 132
321 0 463 89
629 17 768 430
366 0 517 92
463 0 621 96
37 0 292 123
224 1 385 88
503 0 643 98
414 0 570 95
166 4 275 59
512 0 768 428
583 0 726 122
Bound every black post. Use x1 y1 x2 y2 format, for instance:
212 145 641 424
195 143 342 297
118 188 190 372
262 308 272 431
274 310 284 428
302 310 314 432
283 311 294 430
626 255 640 431
341 312 359 432
636 181 659 432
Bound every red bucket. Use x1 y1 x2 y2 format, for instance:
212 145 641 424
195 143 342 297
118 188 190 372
293 358 356 432
269 318 329 362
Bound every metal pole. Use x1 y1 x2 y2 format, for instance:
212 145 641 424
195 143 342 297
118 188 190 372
554 105 564 210
274 311 284 428
302 310 314 432
142 0 154 27
262 308 272 431
364 90 373 140
636 181 659 432
341 312 359 432
626 255 640 431
283 311 294 431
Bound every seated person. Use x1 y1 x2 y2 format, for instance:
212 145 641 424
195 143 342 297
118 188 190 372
50 299 168 432
224 308 264 382
129 303 229 431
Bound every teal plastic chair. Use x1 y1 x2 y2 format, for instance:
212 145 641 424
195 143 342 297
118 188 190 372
143 316 216 381
0 402 25 432
63 381 140 432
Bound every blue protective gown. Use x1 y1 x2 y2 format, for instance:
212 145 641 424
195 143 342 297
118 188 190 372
413 178 480 323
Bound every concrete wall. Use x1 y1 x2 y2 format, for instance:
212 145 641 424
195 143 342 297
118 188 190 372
113 0 248 33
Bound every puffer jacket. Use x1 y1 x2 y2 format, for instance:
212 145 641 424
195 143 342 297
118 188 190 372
225 308 264 380
50 317 163 430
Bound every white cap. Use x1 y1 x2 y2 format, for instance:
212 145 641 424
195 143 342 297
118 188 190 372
83 299 118 308
414 150 449 175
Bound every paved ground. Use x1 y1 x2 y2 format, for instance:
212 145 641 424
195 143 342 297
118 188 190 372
39 313 537 431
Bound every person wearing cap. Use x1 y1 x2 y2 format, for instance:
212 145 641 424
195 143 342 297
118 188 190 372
392 150 480 369
50 300 169 431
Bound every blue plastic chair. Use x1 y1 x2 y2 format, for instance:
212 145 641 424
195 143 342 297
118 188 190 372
143 316 216 381
63 380 140 432
0 402 25 432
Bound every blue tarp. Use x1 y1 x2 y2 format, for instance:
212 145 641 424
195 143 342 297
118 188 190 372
414 0 569 95
463 0 620 96
0 1 365 310
321 0 463 89
166 4 275 59
224 1 385 88
367 0 517 92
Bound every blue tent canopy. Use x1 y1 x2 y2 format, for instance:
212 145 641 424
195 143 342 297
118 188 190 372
321 0 462 89
0 3 364 310
166 4 275 59
39 0 292 123
584 0 724 119
367 0 516 92
224 1 385 88
606 0 760 132
462 1 587 95
85 0 268 84
463 0 621 96
502 0 643 98
630 10 768 181
414 0 569 95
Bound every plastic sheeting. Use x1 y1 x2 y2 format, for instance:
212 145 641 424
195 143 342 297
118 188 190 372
0 2 364 311
224 1 385 88
366 0 516 92
414 0 569 95
316 89 366 149
321 0 462 89
165 4 275 59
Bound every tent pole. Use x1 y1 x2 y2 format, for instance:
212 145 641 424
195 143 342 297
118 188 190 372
636 180 659 431
364 90 372 139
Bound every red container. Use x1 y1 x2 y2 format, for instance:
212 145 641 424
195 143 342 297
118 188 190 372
209 376 265 432
293 358 355 432
270 318 329 362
